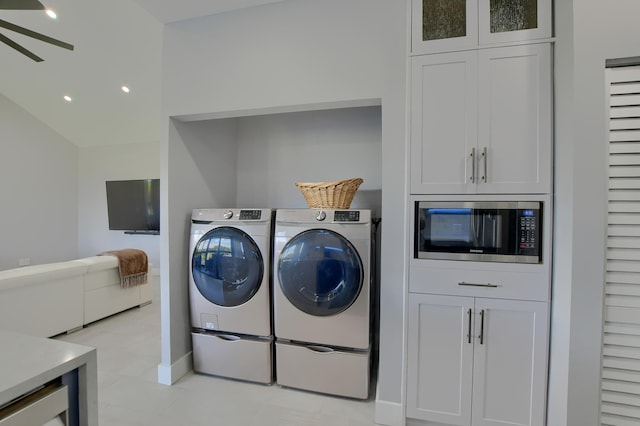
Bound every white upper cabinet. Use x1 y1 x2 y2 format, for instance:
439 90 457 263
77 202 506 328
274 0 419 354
476 44 552 194
410 43 552 195
411 0 552 55
410 50 478 194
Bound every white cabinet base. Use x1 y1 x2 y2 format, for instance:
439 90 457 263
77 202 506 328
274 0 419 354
406 294 549 426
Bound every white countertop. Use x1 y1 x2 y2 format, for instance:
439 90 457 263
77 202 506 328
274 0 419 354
0 330 97 424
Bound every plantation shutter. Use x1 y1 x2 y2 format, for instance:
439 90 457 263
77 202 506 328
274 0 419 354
603 63 640 425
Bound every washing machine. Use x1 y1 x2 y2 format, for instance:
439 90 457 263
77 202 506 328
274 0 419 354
273 208 373 399
189 208 273 384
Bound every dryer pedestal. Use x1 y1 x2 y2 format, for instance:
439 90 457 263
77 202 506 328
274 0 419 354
275 341 370 399
192 331 273 384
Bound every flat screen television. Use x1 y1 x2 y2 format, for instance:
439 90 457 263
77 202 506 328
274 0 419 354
105 179 160 234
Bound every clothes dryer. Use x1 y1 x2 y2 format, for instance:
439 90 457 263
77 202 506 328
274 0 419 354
189 208 273 384
273 208 372 398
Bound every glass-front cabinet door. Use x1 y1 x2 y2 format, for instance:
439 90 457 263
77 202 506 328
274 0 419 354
412 0 551 54
412 0 478 54
478 0 551 45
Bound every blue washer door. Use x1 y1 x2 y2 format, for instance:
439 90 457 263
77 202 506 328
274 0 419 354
192 226 263 307
278 229 363 316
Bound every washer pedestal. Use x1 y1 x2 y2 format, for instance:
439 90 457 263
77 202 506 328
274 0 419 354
275 341 370 399
192 331 273 384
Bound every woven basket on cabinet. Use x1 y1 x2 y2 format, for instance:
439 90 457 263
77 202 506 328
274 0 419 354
294 178 364 209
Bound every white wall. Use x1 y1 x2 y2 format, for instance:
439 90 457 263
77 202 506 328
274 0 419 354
0 94 79 271
160 1 407 422
235 106 382 215
160 118 239 380
550 1 640 425
77 143 161 268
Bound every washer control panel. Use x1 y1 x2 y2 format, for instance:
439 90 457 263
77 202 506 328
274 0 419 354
239 209 262 220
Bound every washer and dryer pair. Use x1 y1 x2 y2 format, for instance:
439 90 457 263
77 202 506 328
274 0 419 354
188 208 373 399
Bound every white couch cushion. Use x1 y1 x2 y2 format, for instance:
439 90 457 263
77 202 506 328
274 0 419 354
0 261 87 290
73 256 119 272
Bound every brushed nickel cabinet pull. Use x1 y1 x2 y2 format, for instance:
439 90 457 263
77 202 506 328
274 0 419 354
458 282 499 288
481 146 487 182
467 308 472 344
470 148 476 183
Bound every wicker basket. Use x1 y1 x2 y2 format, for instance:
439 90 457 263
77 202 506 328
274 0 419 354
295 178 364 209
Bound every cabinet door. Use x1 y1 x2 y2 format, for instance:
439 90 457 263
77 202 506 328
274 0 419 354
478 0 552 45
471 298 548 426
410 51 478 195
411 0 478 55
477 44 552 194
407 294 474 425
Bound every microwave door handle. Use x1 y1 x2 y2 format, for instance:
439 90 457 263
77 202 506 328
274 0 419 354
487 214 496 248
472 211 481 246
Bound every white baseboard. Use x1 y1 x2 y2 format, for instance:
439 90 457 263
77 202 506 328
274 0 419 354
375 399 404 426
157 351 192 385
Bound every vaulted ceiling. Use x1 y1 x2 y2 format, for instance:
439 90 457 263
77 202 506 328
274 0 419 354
0 0 284 147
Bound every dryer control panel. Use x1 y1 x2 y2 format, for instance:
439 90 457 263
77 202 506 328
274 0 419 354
334 210 360 222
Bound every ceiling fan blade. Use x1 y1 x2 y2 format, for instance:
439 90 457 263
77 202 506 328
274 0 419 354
0 19 73 51
0 0 44 10
0 32 43 61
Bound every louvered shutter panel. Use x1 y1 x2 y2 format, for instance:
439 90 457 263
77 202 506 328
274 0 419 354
603 64 640 425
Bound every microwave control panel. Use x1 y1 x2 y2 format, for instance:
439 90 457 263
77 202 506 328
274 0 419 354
517 209 540 255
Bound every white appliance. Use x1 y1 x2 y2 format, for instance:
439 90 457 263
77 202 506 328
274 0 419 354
189 208 273 384
273 208 372 399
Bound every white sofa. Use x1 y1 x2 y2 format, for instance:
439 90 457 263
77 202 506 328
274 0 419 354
0 256 152 338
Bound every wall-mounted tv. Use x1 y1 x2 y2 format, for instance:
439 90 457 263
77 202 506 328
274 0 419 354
105 179 160 234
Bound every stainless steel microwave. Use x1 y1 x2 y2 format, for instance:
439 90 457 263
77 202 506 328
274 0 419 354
415 201 542 264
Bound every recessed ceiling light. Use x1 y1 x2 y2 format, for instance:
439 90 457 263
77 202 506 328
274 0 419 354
121 86 130 93
46 9 57 19
63 95 72 102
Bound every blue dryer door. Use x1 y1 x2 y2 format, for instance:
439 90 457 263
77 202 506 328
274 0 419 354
278 229 363 316
192 227 264 307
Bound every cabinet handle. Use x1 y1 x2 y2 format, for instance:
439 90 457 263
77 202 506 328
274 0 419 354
481 146 487 183
458 281 499 288
470 148 476 183
479 309 485 345
467 308 472 344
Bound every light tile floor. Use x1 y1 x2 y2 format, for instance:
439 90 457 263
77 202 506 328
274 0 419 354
56 282 377 425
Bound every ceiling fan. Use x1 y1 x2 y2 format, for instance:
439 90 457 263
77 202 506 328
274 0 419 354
0 0 73 62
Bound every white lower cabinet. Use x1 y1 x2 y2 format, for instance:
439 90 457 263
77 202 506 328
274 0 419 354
407 294 549 426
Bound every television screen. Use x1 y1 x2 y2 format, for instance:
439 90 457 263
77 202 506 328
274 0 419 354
105 179 160 234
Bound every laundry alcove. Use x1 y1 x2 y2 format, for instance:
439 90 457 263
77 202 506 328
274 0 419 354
159 100 383 385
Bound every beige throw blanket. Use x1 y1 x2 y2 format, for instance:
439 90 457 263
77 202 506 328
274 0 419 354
98 249 148 288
